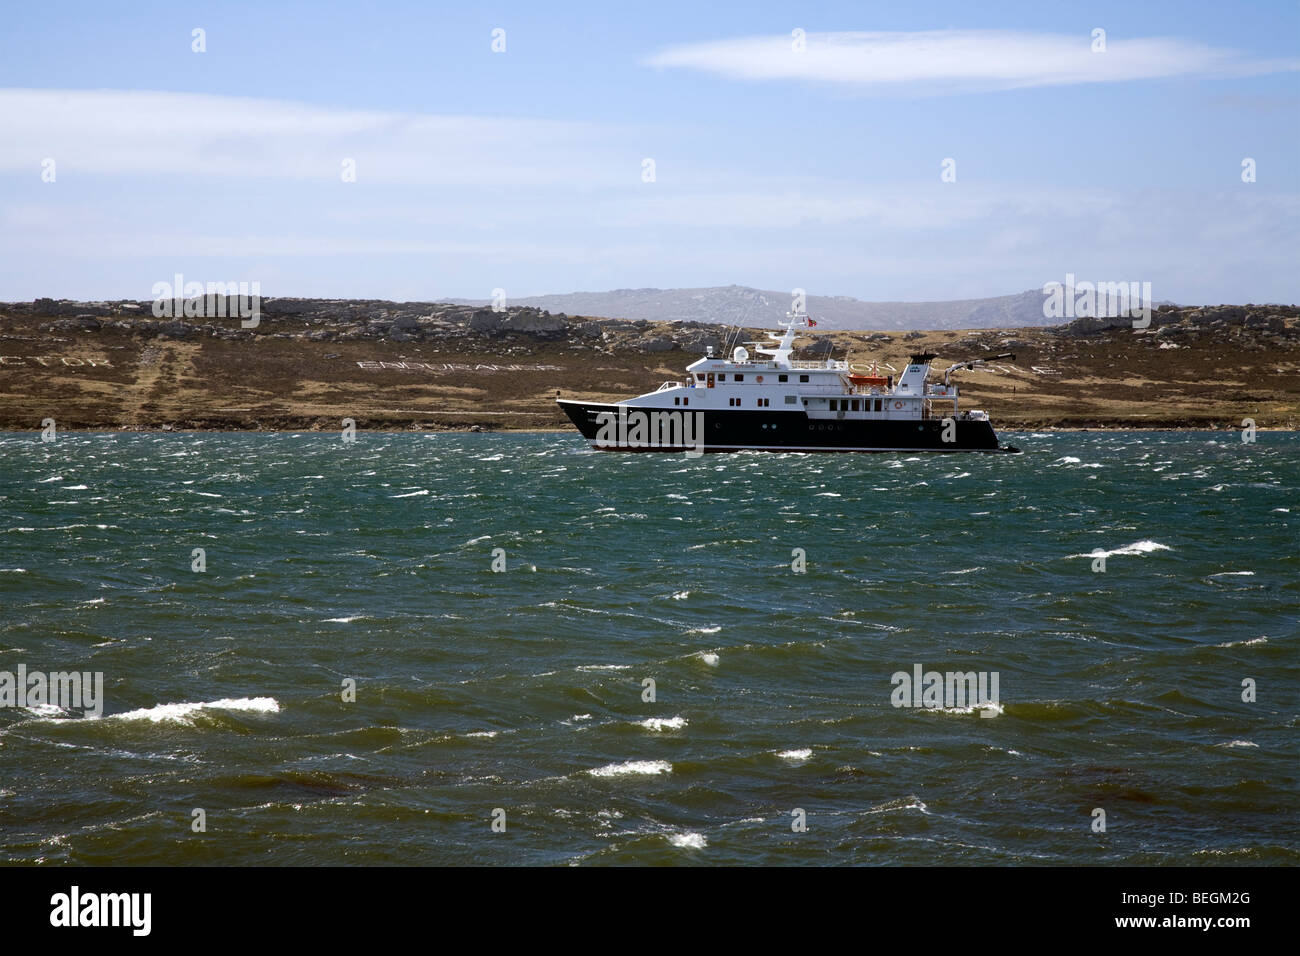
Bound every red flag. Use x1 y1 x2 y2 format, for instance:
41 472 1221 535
806 318 818 327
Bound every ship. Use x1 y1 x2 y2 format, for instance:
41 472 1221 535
556 310 1020 454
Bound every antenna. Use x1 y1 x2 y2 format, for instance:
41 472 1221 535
722 323 736 354
722 300 753 356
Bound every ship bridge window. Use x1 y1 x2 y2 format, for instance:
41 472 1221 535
778 374 788 383
696 374 705 382
799 374 809 383
718 374 726 381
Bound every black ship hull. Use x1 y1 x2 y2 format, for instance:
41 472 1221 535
557 400 1014 453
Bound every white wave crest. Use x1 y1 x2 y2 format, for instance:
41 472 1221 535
1214 636 1267 648
919 701 1004 717
636 716 687 732
1069 540 1172 560
23 703 70 717
588 759 672 777
667 832 707 849
112 697 280 723
775 748 812 761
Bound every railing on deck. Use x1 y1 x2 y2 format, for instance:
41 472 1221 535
922 407 984 421
787 360 845 369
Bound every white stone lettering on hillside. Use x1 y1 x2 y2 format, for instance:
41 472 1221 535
0 356 115 368
355 361 564 373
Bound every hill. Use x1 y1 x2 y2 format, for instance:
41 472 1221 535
445 285 1179 331
1 297 1297 432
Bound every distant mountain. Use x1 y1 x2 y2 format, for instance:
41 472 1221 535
444 285 1147 331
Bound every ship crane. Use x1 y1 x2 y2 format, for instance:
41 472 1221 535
942 352 1016 387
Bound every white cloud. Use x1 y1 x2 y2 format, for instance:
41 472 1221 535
644 30 1300 93
0 231 617 263
597 183 1122 230
0 88 634 185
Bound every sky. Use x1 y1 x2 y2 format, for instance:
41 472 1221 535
0 0 1296 305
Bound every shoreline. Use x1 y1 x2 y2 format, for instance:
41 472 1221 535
5 424 1294 435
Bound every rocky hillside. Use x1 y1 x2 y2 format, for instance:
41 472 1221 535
1 298 1297 431
444 285 1177 331
13 296 727 353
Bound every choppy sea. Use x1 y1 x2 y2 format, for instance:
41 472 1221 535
0 431 1295 865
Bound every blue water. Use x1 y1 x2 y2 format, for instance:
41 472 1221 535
0 431 1295 865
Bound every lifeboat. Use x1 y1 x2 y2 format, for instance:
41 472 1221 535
847 374 889 387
